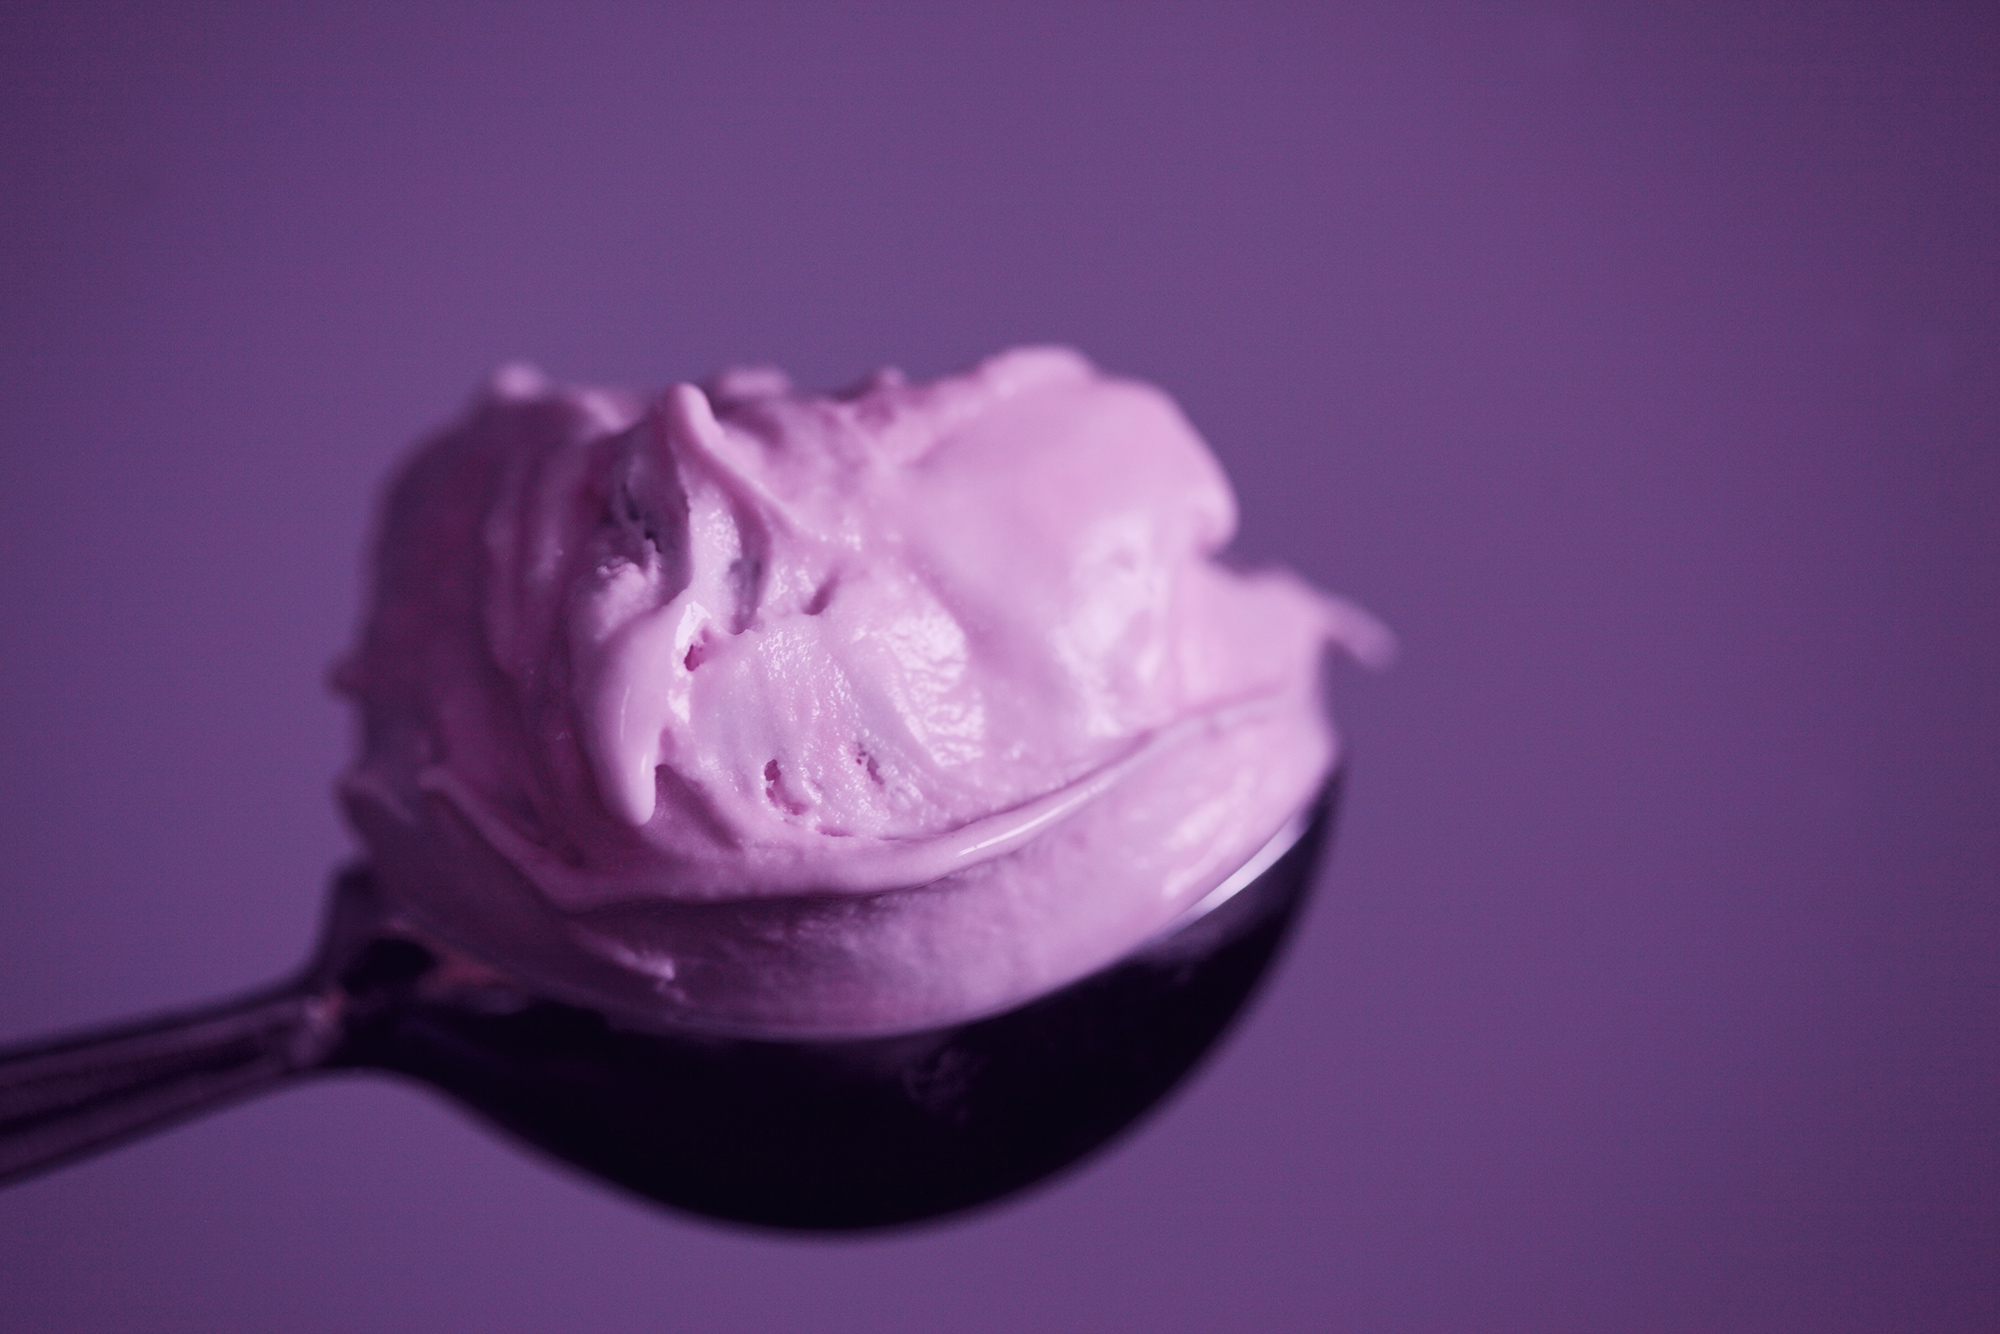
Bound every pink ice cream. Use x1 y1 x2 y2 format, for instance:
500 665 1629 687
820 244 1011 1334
338 348 1387 1036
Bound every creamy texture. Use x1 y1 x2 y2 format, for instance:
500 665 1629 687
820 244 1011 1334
339 348 1388 1036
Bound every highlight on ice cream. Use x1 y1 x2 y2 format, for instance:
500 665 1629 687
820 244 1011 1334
337 347 1388 1036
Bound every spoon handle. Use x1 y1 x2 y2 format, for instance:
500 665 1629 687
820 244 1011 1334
0 978 340 1186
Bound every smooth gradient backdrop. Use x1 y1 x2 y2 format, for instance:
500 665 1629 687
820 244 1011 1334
2 4 1995 1330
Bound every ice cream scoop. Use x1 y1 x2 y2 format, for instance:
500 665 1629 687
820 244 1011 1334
0 348 1384 1226
338 348 1387 1035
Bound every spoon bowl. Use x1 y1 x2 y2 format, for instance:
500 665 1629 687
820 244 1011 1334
0 777 1337 1230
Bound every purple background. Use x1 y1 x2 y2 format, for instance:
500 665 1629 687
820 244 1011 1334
2 4 1994 1330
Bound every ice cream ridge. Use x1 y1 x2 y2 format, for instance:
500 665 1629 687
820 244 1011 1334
339 347 1389 1036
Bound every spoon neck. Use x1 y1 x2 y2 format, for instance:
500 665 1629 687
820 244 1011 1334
0 867 443 1188
0 974 342 1187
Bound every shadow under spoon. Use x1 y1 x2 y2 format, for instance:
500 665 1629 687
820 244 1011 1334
0 777 1338 1230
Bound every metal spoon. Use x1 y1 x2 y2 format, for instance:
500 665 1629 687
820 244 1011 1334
0 777 1337 1231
